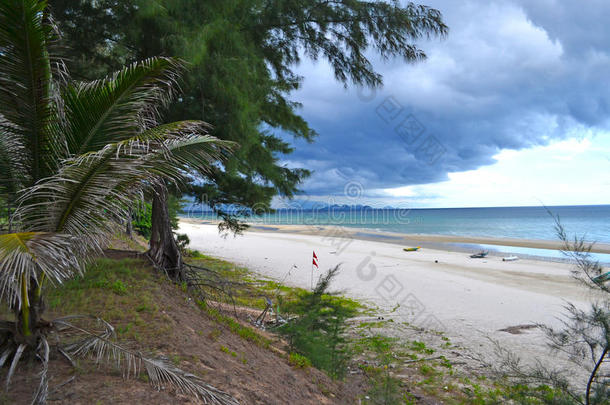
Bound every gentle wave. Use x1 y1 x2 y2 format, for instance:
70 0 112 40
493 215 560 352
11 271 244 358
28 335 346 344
181 205 610 243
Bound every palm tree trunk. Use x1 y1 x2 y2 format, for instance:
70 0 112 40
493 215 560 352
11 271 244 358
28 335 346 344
148 182 183 281
15 277 44 346
125 208 133 238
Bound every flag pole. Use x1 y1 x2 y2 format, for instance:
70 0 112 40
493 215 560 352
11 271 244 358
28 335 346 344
311 251 318 291
310 260 313 291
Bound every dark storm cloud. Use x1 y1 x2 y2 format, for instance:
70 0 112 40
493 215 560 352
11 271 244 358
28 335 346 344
282 0 610 198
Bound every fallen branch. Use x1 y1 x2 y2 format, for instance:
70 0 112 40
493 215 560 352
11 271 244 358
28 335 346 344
404 356 443 364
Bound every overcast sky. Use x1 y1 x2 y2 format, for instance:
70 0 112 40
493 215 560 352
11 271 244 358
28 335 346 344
277 0 610 208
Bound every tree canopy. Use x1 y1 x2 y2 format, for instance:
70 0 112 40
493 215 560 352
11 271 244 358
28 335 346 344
49 0 447 223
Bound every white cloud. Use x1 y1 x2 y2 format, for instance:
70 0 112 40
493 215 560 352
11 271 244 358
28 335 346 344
383 134 610 207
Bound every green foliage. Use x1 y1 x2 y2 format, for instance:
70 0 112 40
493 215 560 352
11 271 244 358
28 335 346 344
354 332 404 405
288 352 312 369
184 249 204 258
0 0 232 359
132 202 152 239
176 233 190 253
220 345 237 357
459 383 577 405
132 194 183 239
277 266 357 379
366 365 403 405
49 0 447 231
358 334 403 405
409 340 435 355
357 321 387 329
195 299 271 348
111 280 128 295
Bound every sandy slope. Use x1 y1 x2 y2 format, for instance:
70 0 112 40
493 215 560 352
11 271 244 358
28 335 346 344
9 250 359 404
179 220 594 379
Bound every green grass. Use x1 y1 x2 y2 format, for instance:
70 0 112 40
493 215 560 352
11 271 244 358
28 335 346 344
45 257 169 342
185 253 364 315
219 345 237 357
195 300 272 348
288 352 311 369
42 255 273 351
408 340 435 354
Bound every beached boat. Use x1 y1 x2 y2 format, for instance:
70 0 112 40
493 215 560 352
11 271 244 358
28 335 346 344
502 256 519 262
593 271 610 284
470 251 488 258
403 246 421 252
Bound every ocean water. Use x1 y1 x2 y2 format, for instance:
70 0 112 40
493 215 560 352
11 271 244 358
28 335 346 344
184 205 610 243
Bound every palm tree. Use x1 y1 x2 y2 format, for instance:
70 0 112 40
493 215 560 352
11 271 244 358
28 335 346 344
0 1 237 403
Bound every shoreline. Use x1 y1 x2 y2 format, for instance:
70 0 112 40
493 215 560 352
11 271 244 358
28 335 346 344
179 217 610 256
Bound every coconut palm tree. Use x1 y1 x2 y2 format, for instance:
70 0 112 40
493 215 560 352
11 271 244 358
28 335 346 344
0 1 237 403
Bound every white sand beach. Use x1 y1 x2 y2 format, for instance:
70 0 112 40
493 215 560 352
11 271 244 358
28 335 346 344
179 219 594 376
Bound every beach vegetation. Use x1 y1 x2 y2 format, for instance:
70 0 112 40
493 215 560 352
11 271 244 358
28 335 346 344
493 215 610 404
219 345 238 358
359 333 404 404
289 352 312 369
276 266 358 379
0 0 237 402
366 365 404 405
409 340 436 355
358 321 388 329
131 202 153 239
196 299 272 348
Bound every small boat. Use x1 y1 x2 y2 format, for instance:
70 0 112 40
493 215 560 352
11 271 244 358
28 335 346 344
470 251 488 258
403 246 421 252
502 256 519 262
592 271 610 284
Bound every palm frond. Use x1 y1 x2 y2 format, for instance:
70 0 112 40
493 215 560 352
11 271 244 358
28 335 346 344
63 57 188 155
0 232 83 308
32 336 49 405
0 0 63 182
142 132 235 181
15 126 232 250
5 342 25 390
54 316 239 405
0 115 29 199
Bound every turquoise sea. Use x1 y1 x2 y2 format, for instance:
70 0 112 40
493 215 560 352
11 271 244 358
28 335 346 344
184 205 610 241
182 205 610 262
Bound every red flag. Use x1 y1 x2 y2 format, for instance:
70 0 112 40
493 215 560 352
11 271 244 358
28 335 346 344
312 258 318 268
313 251 318 260
312 251 318 268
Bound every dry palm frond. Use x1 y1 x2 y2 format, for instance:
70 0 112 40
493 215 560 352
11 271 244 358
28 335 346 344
5 343 25 390
32 337 50 405
54 316 239 405
0 232 83 308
